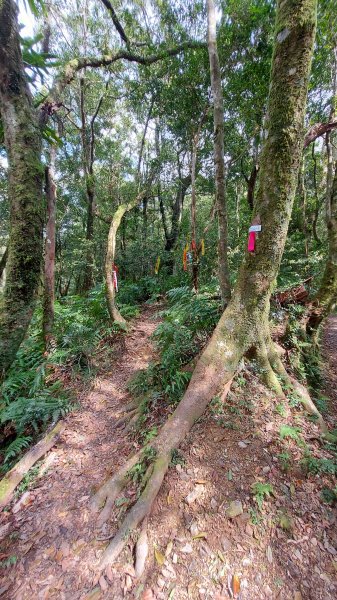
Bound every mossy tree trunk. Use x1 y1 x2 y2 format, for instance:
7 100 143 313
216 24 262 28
0 0 44 380
207 0 231 305
306 44 337 334
92 0 318 569
43 146 57 351
307 161 337 333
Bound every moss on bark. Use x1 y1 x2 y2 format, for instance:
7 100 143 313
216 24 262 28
0 0 44 379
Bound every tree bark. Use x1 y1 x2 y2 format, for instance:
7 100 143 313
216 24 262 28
105 189 151 323
307 161 337 333
306 42 337 334
0 0 44 380
43 146 57 351
93 0 318 568
0 246 8 280
207 0 231 305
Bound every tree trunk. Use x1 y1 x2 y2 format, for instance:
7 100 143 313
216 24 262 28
0 246 8 280
207 0 231 305
105 190 149 323
0 0 44 380
93 0 318 568
43 146 57 351
246 164 259 211
307 160 337 333
306 43 337 334
191 133 199 292
164 173 191 273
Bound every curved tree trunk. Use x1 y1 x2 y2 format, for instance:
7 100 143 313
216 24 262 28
207 0 231 305
105 190 148 323
0 0 44 381
92 0 318 569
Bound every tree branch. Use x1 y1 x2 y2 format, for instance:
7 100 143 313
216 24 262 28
62 42 206 86
304 120 337 148
100 0 130 47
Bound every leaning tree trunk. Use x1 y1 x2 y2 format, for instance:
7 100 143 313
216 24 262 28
91 0 318 569
0 0 44 380
207 0 231 305
43 146 57 351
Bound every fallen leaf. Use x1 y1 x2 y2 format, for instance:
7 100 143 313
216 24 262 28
294 593 302 600
154 545 165 566
232 573 241 596
165 541 173 557
266 545 273 563
192 532 207 540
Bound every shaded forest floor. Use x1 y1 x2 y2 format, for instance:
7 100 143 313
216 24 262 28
0 306 337 600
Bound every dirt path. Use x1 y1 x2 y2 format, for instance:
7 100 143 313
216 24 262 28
0 305 161 599
1 310 337 600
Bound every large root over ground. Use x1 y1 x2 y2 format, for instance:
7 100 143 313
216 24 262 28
91 306 328 571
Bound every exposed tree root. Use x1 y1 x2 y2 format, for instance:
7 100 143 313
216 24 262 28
114 408 139 429
100 452 170 569
135 518 149 577
0 422 64 509
90 449 143 524
269 341 329 434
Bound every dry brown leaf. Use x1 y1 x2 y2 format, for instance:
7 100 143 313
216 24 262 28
294 593 302 600
167 490 173 505
232 573 240 596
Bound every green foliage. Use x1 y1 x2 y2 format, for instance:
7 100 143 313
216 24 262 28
321 486 337 505
4 436 32 464
0 286 141 470
0 555 17 569
279 425 302 442
15 465 40 497
302 454 337 476
251 481 275 510
170 448 185 466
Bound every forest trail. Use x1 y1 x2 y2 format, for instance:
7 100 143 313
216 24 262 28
1 310 337 600
0 305 161 599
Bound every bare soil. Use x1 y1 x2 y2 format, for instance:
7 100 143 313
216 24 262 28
0 309 336 600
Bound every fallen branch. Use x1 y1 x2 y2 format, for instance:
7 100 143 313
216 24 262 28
0 422 64 509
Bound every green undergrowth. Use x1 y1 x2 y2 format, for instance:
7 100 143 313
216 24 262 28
128 283 222 435
0 283 142 472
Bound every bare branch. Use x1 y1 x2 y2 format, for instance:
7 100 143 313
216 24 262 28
100 0 130 47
